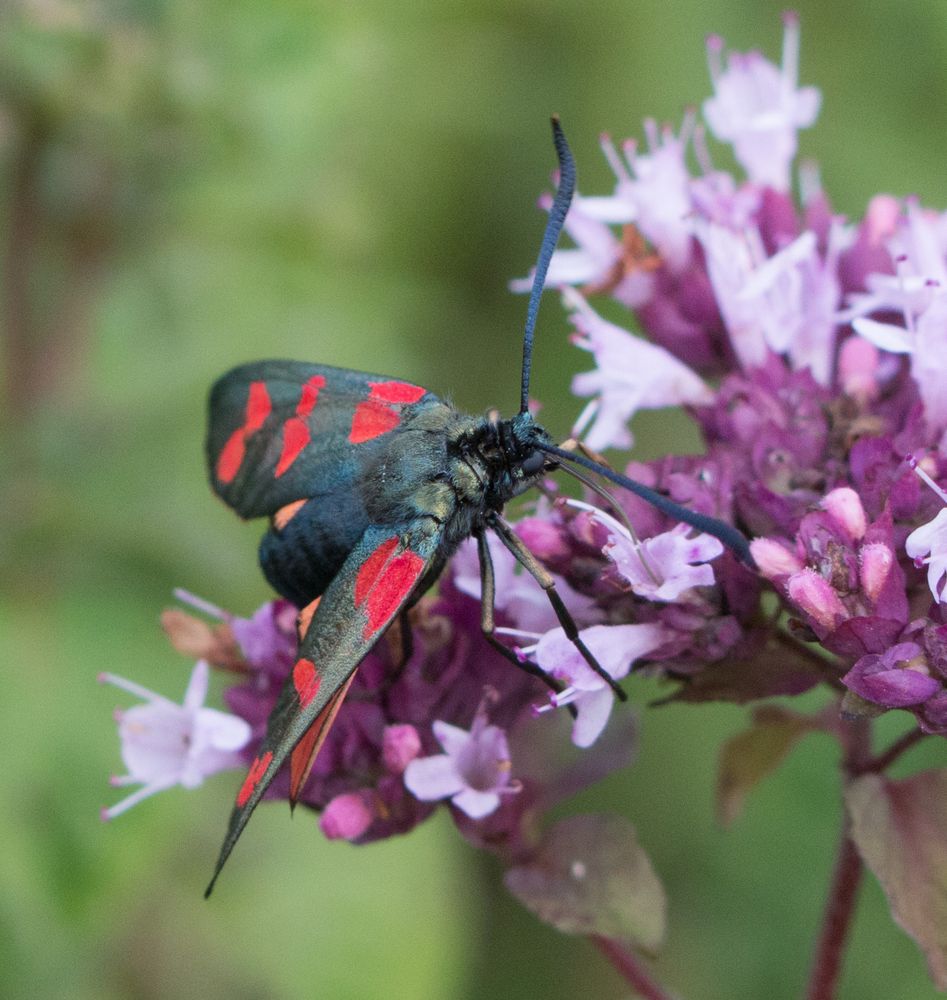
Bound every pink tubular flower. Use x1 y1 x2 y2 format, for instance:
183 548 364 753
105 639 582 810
528 624 667 747
620 116 696 271
567 499 723 602
821 486 868 541
100 661 251 820
403 700 519 819
452 528 599 632
905 459 947 603
565 288 712 452
703 13 821 191
786 568 848 633
510 192 630 292
846 200 947 437
695 221 845 384
749 537 804 578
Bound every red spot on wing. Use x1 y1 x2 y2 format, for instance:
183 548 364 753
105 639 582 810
274 375 326 477
245 381 273 431
298 374 327 413
216 431 247 484
292 658 322 707
362 550 426 640
349 400 400 443
354 536 399 605
236 750 274 807
216 381 272 483
368 380 425 404
296 596 321 641
348 380 425 444
273 499 307 532
275 418 311 476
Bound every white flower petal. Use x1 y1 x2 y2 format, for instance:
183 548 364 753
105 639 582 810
431 720 473 757
451 788 501 819
403 755 465 801
571 688 616 748
195 707 253 751
852 317 915 354
182 660 210 711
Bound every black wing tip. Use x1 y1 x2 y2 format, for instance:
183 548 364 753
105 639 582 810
204 842 234 897
204 871 220 899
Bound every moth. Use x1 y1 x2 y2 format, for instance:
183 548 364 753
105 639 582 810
203 119 751 894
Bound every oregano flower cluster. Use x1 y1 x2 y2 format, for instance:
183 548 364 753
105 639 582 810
103 15 947 996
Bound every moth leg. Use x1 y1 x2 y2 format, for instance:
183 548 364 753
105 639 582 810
383 610 414 695
380 608 414 674
370 611 414 717
487 513 628 702
397 608 414 668
476 529 572 705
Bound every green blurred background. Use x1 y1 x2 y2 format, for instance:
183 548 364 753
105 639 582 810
3 1 947 997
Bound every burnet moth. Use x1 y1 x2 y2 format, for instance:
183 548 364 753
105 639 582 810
203 118 752 895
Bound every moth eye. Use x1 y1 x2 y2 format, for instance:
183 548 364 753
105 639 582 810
521 451 545 475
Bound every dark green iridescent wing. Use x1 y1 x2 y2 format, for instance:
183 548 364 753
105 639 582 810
206 360 440 519
204 519 444 896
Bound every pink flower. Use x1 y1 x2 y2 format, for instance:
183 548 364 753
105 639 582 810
703 13 821 191
847 200 947 436
403 701 519 819
905 459 947 604
617 116 696 271
695 221 845 384
786 568 848 632
569 500 724 602
564 288 712 452
100 661 251 820
693 217 771 370
452 528 599 633
528 623 667 747
907 509 947 604
510 190 646 303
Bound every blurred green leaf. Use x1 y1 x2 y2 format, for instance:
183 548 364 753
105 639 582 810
505 814 666 952
846 769 947 991
716 705 825 826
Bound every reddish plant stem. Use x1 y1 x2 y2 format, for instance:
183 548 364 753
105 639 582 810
773 629 845 691
592 937 676 1000
804 826 864 1000
853 727 926 777
804 717 872 1000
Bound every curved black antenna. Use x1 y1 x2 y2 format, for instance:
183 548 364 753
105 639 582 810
540 443 756 568
520 116 576 414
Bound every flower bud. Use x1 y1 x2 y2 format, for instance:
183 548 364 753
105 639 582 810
320 791 376 841
382 724 422 775
787 568 847 631
821 487 867 541
750 538 803 579
859 542 894 602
